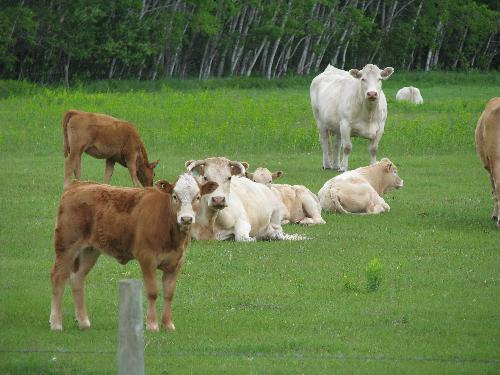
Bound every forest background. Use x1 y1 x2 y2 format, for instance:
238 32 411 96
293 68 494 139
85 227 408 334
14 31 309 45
1 0 499 88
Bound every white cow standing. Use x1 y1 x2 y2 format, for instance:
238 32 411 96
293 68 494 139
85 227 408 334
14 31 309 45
310 64 394 172
396 86 423 104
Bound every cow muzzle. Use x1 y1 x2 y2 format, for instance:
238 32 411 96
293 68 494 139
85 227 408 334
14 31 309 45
395 179 404 188
367 91 378 101
210 196 227 209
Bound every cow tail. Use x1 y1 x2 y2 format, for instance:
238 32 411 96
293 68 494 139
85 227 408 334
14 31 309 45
62 110 77 157
329 188 350 214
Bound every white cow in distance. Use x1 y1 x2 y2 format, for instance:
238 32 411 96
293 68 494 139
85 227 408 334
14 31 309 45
310 64 394 172
396 86 423 104
246 167 325 225
318 158 403 214
186 157 286 241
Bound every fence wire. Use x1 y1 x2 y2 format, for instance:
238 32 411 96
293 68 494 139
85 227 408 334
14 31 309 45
1 349 499 365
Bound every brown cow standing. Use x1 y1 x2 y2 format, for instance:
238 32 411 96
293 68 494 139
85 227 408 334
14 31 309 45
475 97 500 227
50 174 218 331
62 110 159 188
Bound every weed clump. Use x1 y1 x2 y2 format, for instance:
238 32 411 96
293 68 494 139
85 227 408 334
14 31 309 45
366 257 384 292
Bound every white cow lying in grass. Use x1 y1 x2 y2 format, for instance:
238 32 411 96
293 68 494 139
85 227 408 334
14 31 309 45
318 158 403 214
396 86 423 104
186 157 286 241
246 167 326 225
310 64 394 171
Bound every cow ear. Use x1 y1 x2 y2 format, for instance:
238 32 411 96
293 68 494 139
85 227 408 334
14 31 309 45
272 171 283 180
380 159 393 172
230 164 244 176
349 69 362 79
241 162 249 173
155 179 174 193
381 67 394 80
149 159 159 169
200 181 218 196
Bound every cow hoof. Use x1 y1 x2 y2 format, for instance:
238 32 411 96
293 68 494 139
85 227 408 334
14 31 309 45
163 322 176 331
50 322 63 331
146 322 160 332
78 319 91 330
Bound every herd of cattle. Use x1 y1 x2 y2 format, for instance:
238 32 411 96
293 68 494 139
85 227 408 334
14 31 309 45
49 64 499 332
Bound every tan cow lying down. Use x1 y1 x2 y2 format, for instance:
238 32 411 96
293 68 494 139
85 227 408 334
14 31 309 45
186 157 286 241
475 97 500 227
246 167 325 225
50 174 217 332
318 158 403 214
62 110 159 188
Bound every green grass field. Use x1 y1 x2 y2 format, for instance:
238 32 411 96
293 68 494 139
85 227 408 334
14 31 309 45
0 74 499 374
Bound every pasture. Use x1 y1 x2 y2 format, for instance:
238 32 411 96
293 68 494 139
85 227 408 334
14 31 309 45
0 73 499 374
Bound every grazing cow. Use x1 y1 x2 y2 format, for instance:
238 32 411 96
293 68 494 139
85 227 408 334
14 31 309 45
396 86 423 104
186 157 285 241
49 174 218 331
475 97 500 227
62 110 159 188
246 167 325 225
310 64 394 171
318 158 403 214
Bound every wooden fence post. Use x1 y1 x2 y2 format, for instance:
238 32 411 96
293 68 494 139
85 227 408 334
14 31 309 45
117 279 144 375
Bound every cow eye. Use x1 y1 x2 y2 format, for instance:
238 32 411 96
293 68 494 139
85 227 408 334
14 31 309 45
228 176 232 181
172 194 177 200
203 176 208 181
196 195 200 201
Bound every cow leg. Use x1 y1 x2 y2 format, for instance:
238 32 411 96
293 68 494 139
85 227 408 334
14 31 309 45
64 148 84 187
161 266 181 331
319 128 333 170
126 154 142 187
332 134 342 171
104 159 115 185
339 121 352 172
70 248 100 329
368 131 383 165
490 164 500 226
299 192 326 225
139 260 159 331
50 251 75 330
234 219 255 242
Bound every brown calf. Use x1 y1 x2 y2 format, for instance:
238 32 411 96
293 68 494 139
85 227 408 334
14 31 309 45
475 97 500 227
50 174 217 331
62 110 159 188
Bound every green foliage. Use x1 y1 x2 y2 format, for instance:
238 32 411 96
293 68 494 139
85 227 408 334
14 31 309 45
366 258 384 292
0 1 497 82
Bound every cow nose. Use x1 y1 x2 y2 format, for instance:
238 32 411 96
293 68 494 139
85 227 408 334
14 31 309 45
180 216 193 225
211 196 226 206
367 91 378 100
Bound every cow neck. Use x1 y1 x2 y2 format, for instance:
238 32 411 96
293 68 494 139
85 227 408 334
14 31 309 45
357 165 386 195
192 196 219 240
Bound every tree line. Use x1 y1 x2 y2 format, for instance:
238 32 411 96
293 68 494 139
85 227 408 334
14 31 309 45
1 0 498 86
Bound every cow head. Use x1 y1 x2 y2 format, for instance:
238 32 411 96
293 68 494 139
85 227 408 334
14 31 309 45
379 158 403 191
185 157 246 210
155 174 218 231
349 64 394 103
137 159 159 187
246 167 283 188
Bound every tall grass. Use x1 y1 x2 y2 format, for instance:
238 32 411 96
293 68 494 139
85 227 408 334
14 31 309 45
0 74 497 159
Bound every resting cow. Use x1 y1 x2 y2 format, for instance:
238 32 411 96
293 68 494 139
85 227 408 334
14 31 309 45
50 174 217 331
396 86 423 104
318 158 403 214
310 64 394 171
246 167 325 225
475 97 500 227
186 157 285 241
62 109 159 188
